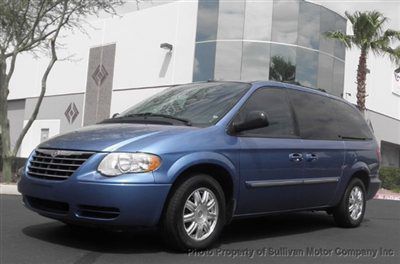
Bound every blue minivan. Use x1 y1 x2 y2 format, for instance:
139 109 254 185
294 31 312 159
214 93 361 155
18 81 381 250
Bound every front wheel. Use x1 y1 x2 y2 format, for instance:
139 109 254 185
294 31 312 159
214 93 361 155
162 174 226 251
333 178 366 227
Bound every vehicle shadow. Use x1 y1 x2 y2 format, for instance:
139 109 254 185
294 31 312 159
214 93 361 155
22 211 336 254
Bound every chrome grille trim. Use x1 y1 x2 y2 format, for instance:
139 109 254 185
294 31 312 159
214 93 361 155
27 149 94 181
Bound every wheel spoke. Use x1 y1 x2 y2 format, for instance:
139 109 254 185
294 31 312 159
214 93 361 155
202 191 210 204
186 201 196 212
208 212 217 221
187 222 198 235
194 191 202 205
196 224 204 239
203 221 211 233
207 198 216 210
183 212 195 223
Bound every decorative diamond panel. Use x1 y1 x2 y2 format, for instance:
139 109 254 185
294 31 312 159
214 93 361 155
64 102 79 124
92 64 108 86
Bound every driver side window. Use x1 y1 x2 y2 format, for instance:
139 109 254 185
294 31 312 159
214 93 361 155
234 88 296 138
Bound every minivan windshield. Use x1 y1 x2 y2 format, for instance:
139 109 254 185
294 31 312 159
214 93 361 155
118 82 250 127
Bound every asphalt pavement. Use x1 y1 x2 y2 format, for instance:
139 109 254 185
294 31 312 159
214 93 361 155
1 194 399 264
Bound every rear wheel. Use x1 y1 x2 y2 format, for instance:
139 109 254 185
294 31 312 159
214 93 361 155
333 178 366 227
163 174 226 251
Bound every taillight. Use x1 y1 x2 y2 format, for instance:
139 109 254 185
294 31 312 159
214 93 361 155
376 146 381 163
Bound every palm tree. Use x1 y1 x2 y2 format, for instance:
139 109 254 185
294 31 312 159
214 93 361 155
325 11 400 113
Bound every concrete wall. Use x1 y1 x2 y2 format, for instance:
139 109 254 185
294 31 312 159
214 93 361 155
7 99 25 154
367 110 400 146
18 93 84 157
381 141 400 167
83 44 116 125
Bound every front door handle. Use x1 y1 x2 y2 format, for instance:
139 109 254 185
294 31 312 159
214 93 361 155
289 153 303 162
306 153 318 162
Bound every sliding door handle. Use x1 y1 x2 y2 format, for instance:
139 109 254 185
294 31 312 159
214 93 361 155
306 153 318 162
289 153 303 162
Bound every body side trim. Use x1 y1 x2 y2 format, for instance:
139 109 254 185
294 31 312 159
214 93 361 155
246 177 340 188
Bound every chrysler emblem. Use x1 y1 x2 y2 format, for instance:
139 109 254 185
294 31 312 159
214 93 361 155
51 150 63 158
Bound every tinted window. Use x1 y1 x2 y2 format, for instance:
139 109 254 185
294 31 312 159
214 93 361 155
234 88 296 137
288 90 341 140
330 100 374 140
288 89 373 140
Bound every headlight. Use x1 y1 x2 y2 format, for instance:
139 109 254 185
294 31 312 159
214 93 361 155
98 153 161 176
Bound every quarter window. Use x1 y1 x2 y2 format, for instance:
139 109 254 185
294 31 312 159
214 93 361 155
330 100 373 140
234 88 296 137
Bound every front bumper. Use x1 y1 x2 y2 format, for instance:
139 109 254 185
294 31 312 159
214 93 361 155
18 173 171 228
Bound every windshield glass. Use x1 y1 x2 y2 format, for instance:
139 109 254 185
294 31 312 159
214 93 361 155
120 82 250 126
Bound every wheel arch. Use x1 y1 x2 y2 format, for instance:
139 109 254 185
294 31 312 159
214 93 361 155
331 162 371 206
160 153 239 225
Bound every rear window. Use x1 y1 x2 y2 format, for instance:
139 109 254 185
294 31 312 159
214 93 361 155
288 89 373 140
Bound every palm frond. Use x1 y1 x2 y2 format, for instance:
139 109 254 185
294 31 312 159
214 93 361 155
324 31 353 48
381 46 400 66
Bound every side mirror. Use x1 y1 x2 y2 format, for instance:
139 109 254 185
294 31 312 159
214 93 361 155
232 111 269 133
112 113 119 118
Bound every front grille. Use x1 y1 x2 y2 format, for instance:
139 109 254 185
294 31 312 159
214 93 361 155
27 149 94 181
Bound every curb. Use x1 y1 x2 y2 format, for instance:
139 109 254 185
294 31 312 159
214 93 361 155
0 184 20 195
374 193 400 201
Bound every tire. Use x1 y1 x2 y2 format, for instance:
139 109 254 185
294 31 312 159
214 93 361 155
333 178 366 227
163 174 226 251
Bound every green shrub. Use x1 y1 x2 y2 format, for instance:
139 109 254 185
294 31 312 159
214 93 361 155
379 167 400 193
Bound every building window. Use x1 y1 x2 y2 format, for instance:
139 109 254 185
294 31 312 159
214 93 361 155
241 42 270 81
295 48 318 88
40 128 49 143
214 41 243 80
297 1 320 49
243 0 273 40
195 0 219 42
217 0 245 39
271 0 299 44
317 54 334 92
269 44 296 83
193 42 217 81
333 59 345 97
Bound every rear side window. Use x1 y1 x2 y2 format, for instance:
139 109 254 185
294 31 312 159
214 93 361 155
288 90 341 140
329 100 373 140
288 89 373 140
234 88 296 137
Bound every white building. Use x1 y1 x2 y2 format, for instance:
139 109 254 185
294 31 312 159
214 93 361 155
6 0 400 167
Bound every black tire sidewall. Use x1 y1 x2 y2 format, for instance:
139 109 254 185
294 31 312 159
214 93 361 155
166 174 226 250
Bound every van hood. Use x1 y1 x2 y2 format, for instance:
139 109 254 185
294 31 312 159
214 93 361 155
38 123 198 152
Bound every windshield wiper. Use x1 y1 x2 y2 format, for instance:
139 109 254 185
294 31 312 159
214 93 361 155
124 113 192 126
